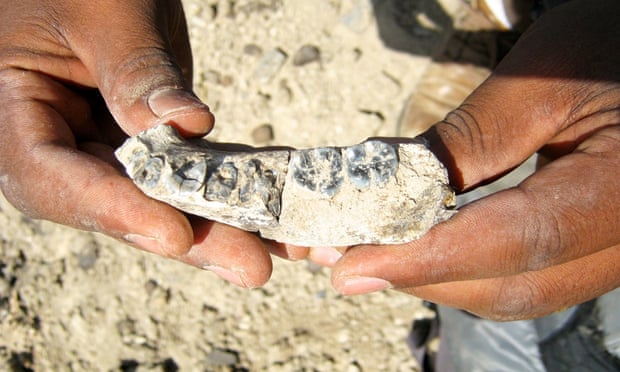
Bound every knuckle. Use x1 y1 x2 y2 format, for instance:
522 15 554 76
440 105 485 159
580 125 620 155
105 47 184 100
484 276 556 321
513 185 567 272
0 66 33 93
0 174 42 221
0 69 38 146
523 216 563 272
434 102 505 190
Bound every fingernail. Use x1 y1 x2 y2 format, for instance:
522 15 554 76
338 276 392 295
148 88 207 118
310 246 343 266
204 265 248 288
125 234 166 255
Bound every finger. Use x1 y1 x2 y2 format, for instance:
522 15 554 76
332 127 620 293
0 72 273 286
268 242 311 261
0 68 100 143
181 219 273 288
5 135 274 288
1 142 196 258
268 244 344 266
402 244 620 321
82 140 275 286
423 0 620 191
61 0 214 136
0 70 195 257
307 247 345 267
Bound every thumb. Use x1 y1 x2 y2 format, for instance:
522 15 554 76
66 0 213 137
422 72 561 192
423 0 620 192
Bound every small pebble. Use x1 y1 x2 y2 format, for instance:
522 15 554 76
243 43 263 56
293 45 321 66
251 123 274 143
77 241 99 270
144 279 158 295
206 349 240 366
254 48 288 83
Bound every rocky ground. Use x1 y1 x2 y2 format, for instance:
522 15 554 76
0 0 502 370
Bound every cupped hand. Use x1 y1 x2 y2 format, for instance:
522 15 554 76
0 0 294 287
331 0 620 320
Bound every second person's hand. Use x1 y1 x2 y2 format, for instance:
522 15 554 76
330 0 620 320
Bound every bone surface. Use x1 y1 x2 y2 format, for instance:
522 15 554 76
115 124 456 246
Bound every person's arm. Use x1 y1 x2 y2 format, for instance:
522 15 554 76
331 0 620 320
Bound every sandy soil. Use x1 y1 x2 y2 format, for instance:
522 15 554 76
0 0 485 370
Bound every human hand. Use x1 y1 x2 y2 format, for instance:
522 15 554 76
331 0 620 320
0 0 307 287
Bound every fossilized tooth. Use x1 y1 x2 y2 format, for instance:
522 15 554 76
115 124 456 246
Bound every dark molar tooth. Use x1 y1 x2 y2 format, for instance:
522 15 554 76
243 159 259 175
127 148 149 177
239 160 260 201
291 148 343 196
367 141 398 185
172 158 207 193
345 141 397 189
345 144 370 189
257 168 281 216
205 162 238 202
291 151 318 191
315 148 343 196
134 156 164 189
239 160 281 217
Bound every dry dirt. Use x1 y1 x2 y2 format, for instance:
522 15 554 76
0 0 488 370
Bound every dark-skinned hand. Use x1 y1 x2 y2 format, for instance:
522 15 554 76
0 0 309 288
330 0 620 321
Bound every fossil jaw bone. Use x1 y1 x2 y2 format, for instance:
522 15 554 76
115 124 456 246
